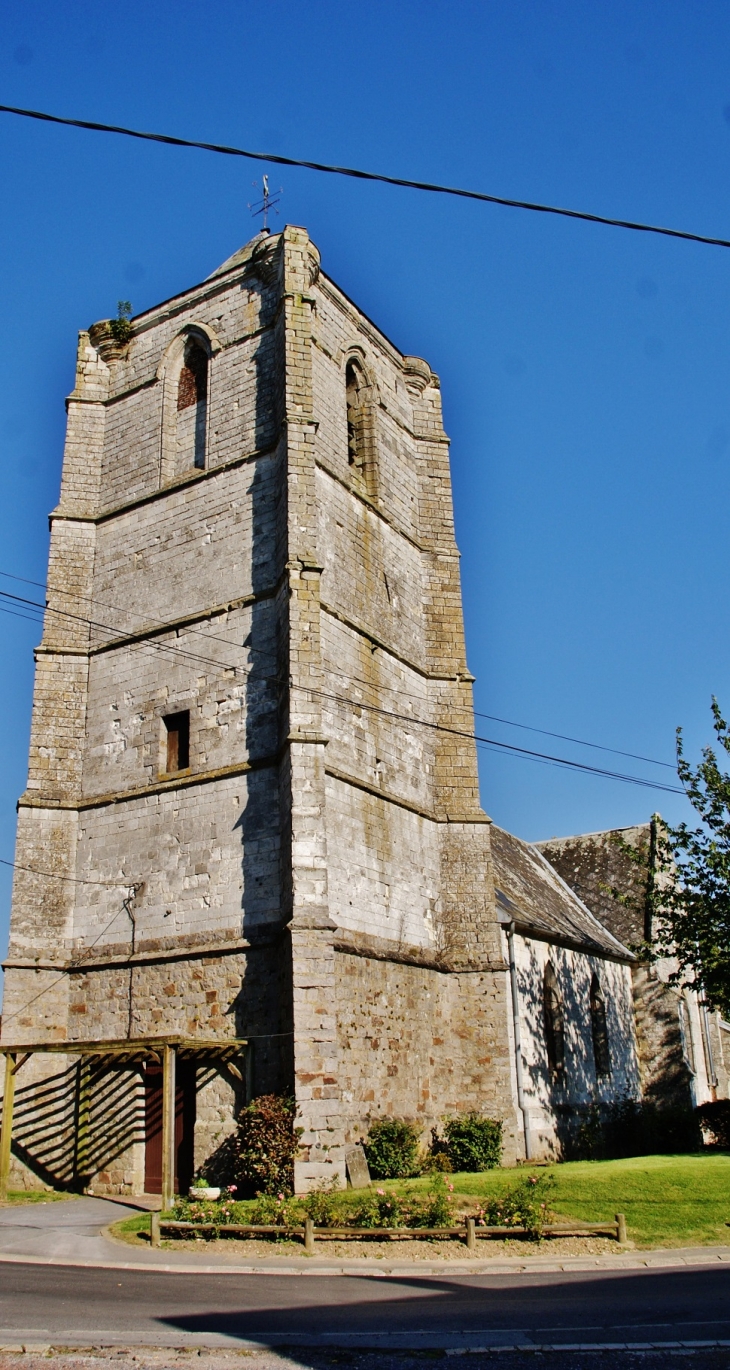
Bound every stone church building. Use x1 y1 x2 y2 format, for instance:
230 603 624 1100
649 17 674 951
1 227 642 1197
539 824 729 1113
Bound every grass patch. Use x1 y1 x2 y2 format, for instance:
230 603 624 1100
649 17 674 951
550 1151 730 1247
0 1189 79 1206
110 1153 730 1252
378 1151 730 1248
110 1212 155 1246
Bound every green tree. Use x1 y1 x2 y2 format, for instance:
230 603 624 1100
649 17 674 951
652 698 730 1017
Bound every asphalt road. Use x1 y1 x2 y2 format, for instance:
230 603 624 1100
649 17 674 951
2 1260 730 1351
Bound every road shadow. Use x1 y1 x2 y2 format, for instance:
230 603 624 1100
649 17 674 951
156 1263 730 1357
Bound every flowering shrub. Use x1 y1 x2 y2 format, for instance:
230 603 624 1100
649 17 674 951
473 1172 555 1238
301 1178 342 1227
173 1186 245 1228
348 1179 456 1229
251 1192 305 1226
363 1118 421 1179
349 1187 409 1228
169 1173 559 1243
235 1093 303 1196
416 1177 456 1227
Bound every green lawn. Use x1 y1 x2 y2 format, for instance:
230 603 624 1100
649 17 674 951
380 1152 730 1248
112 1152 730 1252
113 1211 155 1245
0 1189 78 1206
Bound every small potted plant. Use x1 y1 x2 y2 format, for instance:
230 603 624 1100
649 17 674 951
189 1170 221 1201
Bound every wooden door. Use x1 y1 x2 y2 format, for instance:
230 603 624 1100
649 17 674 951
144 1061 196 1195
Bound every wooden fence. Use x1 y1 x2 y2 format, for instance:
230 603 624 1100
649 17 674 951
151 1213 628 1250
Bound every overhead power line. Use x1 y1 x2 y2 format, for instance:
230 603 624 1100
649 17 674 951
0 569 677 772
313 686 684 796
2 103 730 251
0 856 133 887
473 709 675 770
0 583 683 796
0 592 678 792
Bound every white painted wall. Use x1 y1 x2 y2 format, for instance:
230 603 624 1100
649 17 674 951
505 931 640 1157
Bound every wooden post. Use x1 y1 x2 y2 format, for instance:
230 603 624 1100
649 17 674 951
244 1042 254 1104
465 1217 476 1252
616 1213 628 1245
0 1054 17 1202
304 1217 315 1254
74 1057 91 1187
150 1211 161 1247
161 1045 176 1213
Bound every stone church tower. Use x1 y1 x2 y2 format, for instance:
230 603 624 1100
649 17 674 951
1 227 520 1194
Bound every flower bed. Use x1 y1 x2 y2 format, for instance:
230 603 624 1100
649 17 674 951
150 1175 625 1249
151 1214 624 1248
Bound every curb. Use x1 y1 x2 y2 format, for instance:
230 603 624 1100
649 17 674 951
2 1337 730 1355
0 1243 729 1278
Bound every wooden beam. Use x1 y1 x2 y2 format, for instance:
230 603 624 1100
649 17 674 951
0 1053 17 1202
0 1036 247 1057
161 1044 176 1213
74 1057 91 1186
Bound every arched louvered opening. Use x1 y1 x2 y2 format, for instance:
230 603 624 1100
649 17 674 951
590 973 611 1078
346 359 364 468
543 961 565 1077
176 338 208 471
345 357 377 498
678 997 696 1074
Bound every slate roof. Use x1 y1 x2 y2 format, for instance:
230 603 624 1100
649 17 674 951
490 823 634 962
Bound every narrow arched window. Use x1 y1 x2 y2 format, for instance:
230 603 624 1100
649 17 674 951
176 338 208 470
543 962 565 1076
590 973 611 1078
345 358 377 499
678 996 696 1075
346 360 364 469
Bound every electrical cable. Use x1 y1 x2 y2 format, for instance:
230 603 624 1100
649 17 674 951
0 857 134 887
0 588 252 675
0 586 683 794
2 103 730 251
0 604 46 628
0 570 278 674
0 887 145 1025
0 570 676 771
472 708 675 770
304 684 685 795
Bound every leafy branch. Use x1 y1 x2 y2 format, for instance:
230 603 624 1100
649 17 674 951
650 698 730 1017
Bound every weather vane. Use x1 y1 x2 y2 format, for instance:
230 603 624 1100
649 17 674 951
248 175 282 232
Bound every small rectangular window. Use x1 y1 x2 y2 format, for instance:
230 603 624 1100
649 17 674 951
164 711 190 773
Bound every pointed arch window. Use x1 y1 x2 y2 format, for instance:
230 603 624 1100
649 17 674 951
346 359 364 468
345 357 377 497
590 973 611 1078
543 962 565 1076
176 338 208 471
678 996 696 1075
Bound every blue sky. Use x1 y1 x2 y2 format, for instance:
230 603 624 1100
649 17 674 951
2 1 730 976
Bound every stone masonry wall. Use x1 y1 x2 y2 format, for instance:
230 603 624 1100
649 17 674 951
537 826 723 1109
335 950 521 1162
0 940 290 1192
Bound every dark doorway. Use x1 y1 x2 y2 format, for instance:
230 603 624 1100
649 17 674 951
144 1061 196 1195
